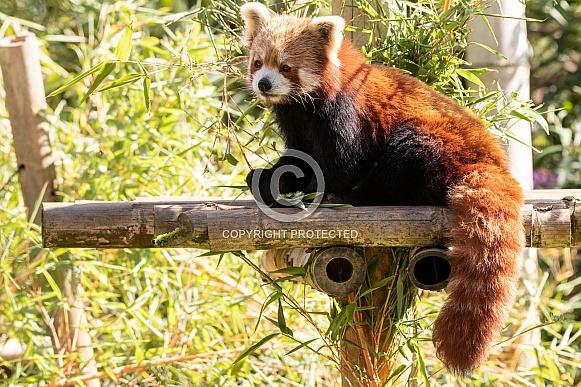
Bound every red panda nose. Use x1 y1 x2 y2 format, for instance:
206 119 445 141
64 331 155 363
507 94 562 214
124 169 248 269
257 78 272 93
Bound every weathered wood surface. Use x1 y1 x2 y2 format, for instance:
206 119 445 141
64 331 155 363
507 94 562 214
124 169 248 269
42 190 581 249
0 33 60 224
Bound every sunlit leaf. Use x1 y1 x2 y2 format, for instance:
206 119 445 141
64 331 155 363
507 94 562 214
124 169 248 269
97 73 143 92
115 24 133 62
456 68 485 89
79 61 116 104
233 333 279 364
286 338 318 356
143 75 151 112
47 61 106 97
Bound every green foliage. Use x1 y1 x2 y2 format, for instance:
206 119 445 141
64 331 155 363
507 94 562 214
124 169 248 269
359 0 547 144
0 0 579 385
528 0 581 188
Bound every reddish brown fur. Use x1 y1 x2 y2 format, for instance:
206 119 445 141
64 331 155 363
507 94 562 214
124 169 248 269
241 5 525 376
332 40 525 375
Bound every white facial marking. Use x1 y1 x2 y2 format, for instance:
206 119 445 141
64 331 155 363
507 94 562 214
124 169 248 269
252 67 291 100
297 68 320 93
329 52 341 68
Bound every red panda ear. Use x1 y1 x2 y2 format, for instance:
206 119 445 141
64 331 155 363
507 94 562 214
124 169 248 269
240 3 272 48
308 16 345 66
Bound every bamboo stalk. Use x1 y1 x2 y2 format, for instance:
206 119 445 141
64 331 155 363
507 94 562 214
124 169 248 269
41 191 581 249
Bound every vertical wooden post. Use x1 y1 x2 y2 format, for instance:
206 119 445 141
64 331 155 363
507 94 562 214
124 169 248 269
340 248 414 386
329 2 410 385
332 0 388 49
0 33 100 387
465 2 532 189
0 33 60 224
333 0 371 48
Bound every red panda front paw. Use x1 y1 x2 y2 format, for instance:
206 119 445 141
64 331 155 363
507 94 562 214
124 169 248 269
246 168 277 206
323 192 347 204
245 168 258 193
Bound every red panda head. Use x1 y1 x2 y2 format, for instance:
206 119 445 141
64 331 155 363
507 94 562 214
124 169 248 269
240 3 345 104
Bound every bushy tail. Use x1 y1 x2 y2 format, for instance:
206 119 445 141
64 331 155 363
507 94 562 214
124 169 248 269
432 167 525 376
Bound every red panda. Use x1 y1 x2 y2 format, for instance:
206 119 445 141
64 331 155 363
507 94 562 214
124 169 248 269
240 2 525 376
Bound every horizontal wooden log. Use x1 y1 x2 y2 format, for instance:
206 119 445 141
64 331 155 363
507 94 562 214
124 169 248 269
41 190 581 249
173 205 452 250
42 198 254 248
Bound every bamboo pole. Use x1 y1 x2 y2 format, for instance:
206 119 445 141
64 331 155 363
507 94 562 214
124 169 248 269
0 33 60 223
42 191 581 250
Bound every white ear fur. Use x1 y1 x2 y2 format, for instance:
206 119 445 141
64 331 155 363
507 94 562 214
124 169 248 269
240 3 272 47
308 16 345 66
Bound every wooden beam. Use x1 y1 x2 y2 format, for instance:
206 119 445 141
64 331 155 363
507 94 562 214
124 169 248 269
42 190 581 249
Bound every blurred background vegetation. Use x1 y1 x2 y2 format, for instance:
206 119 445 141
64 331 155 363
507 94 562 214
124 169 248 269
0 0 579 385
528 0 581 188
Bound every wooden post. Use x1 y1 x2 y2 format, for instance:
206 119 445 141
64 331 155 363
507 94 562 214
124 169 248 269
465 1 532 188
0 33 60 224
329 1 403 384
0 33 100 387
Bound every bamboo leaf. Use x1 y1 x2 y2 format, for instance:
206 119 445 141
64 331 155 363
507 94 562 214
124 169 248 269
233 333 279 364
47 61 105 97
277 299 293 336
471 41 508 61
79 61 117 105
396 273 405 318
301 192 323 201
409 340 430 386
521 107 549 133
478 14 498 45
386 364 408 384
40 270 63 300
97 73 143 92
285 338 317 356
225 153 239 166
317 203 352 208
271 267 307 276
254 292 282 333
456 69 485 89
143 76 151 112
115 24 133 62
357 276 394 299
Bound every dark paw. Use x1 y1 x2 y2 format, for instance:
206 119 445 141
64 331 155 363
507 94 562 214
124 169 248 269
324 192 348 204
245 169 255 192
246 168 276 206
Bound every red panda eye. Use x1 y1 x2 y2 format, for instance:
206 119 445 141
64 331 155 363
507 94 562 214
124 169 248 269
281 65 291 73
254 60 262 68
